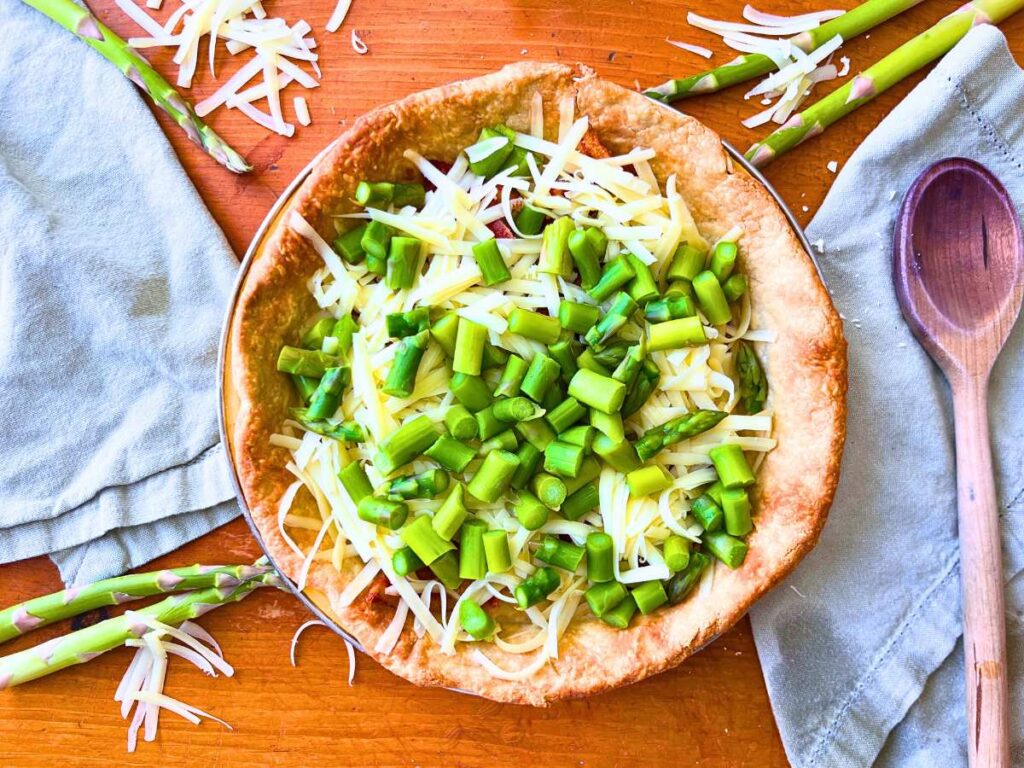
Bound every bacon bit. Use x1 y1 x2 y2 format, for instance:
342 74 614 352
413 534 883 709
487 219 516 239
578 129 612 159
422 159 453 192
360 574 398 609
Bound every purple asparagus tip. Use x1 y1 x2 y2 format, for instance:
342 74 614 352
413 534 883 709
748 144 776 168
129 620 149 637
197 565 221 575
75 13 104 41
969 4 993 24
947 1 985 23
804 121 825 140
182 122 203 147
125 66 147 91
165 93 189 117
157 571 185 591
0 672 11 690
215 574 241 588
35 638 61 664
847 75 876 103
62 587 81 605
780 114 804 130
112 592 133 605
192 602 217 617
790 31 811 51
77 651 103 663
12 607 43 633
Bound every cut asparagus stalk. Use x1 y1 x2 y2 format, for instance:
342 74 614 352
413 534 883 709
644 0 926 103
745 0 1024 166
0 565 282 689
21 0 250 173
0 563 274 644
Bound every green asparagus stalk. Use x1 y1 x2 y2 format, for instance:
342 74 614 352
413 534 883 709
644 0 926 103
22 0 250 173
635 409 727 461
289 411 366 443
745 0 1024 166
0 565 283 689
735 341 768 414
0 563 275 645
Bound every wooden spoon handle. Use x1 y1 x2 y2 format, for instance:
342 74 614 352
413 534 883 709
952 377 1010 767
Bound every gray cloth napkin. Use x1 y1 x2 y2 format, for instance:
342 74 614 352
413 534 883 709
750 26 1024 767
0 2 240 585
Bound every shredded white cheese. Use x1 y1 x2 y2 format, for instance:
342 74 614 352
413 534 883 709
666 39 714 59
294 95 311 126
270 105 776 679
326 0 353 32
677 9 850 130
120 0 320 135
351 29 368 54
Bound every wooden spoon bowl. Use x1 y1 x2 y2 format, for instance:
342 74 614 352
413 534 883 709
896 159 1023 371
894 157 1023 768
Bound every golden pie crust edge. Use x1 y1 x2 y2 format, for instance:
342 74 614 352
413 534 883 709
229 62 848 705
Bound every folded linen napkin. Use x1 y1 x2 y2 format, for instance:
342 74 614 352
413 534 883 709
0 2 240 585
750 26 1024 767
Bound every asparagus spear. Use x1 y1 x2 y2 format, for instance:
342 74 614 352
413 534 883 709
644 0 926 103
735 341 768 414
0 563 274 644
0 566 283 689
635 410 727 461
745 0 1024 166
21 0 250 174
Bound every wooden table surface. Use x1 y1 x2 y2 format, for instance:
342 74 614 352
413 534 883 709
2 1 1022 765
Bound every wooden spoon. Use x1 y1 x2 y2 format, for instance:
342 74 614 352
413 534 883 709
894 157 1023 767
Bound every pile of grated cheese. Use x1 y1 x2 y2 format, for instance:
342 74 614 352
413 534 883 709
668 5 853 129
270 93 775 679
116 0 358 136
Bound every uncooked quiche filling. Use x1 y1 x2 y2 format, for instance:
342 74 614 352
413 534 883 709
268 93 775 679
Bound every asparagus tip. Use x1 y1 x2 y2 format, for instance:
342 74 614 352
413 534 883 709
12 607 42 633
747 143 776 168
780 113 803 130
75 13 103 41
953 1 991 25
35 637 60 664
692 73 719 94
790 30 812 51
847 74 877 103
124 65 146 91
643 86 670 102
156 570 185 591
129 619 149 637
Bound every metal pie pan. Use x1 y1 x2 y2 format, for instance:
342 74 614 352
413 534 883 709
217 130 818 655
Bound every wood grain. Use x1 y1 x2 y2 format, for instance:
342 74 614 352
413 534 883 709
894 159 1024 768
1 1 1022 766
